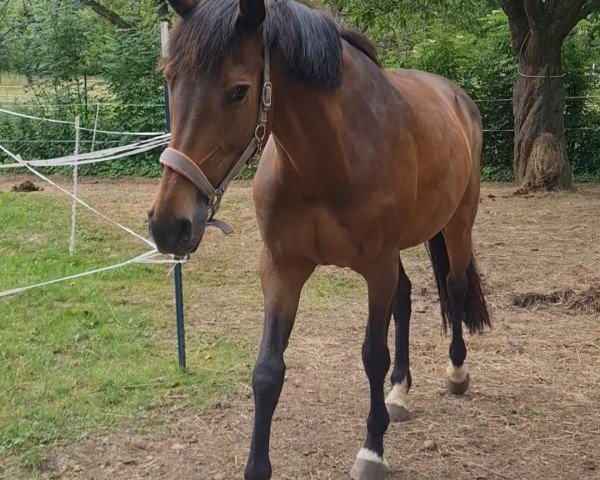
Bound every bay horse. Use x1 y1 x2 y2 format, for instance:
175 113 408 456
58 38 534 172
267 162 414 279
149 0 491 478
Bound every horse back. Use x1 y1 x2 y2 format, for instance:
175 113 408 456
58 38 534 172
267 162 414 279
386 68 482 167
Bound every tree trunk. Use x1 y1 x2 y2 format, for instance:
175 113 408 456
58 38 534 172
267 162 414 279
154 0 170 22
513 32 571 190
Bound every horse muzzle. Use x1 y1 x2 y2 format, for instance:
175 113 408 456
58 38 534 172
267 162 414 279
147 205 208 256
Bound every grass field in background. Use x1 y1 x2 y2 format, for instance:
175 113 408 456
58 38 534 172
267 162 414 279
0 73 32 104
0 73 28 86
0 192 251 476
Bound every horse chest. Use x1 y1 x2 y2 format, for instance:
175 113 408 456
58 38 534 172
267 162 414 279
257 200 384 268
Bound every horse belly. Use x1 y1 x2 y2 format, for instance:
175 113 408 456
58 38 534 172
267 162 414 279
384 69 479 249
397 124 474 246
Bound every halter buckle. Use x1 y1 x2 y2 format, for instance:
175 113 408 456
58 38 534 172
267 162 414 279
262 81 273 109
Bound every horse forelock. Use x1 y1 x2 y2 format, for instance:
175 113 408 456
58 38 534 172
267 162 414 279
163 0 379 89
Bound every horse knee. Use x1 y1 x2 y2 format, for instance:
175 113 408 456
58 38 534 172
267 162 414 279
252 357 285 400
361 341 390 380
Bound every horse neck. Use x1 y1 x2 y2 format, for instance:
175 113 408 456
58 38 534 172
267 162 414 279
268 48 372 188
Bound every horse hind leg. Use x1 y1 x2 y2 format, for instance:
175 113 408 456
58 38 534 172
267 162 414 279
443 235 471 396
385 259 412 422
426 95 489 394
427 222 490 395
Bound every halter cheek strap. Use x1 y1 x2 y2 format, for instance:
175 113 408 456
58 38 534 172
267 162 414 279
159 47 272 235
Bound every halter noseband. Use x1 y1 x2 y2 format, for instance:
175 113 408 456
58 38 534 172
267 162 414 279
159 47 272 234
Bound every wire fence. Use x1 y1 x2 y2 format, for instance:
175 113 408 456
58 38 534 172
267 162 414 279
0 95 598 179
0 96 598 135
474 95 600 178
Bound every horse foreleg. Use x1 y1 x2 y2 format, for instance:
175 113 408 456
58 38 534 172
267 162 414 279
351 254 398 480
244 248 315 480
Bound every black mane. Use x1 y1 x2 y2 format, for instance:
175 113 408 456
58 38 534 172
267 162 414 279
164 0 380 89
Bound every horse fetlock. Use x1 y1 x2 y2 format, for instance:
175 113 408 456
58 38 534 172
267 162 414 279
244 457 272 480
449 337 467 366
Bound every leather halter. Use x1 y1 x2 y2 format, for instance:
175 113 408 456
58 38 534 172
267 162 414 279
159 47 272 234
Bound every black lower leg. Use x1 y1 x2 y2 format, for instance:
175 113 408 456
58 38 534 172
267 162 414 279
244 315 292 480
362 311 391 456
390 264 412 389
353 256 397 479
245 251 313 480
447 275 467 367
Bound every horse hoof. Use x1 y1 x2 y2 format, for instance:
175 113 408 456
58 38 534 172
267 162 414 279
445 363 470 395
350 450 389 480
446 374 470 395
386 402 410 423
385 382 410 423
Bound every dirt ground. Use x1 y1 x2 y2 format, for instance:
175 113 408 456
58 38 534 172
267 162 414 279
2 175 599 480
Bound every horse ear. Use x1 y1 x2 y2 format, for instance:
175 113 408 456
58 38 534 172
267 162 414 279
238 0 266 30
167 0 198 17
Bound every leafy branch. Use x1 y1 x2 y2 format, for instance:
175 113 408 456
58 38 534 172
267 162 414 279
80 0 131 29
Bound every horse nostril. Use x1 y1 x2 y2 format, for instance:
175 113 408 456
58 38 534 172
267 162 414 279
176 218 192 245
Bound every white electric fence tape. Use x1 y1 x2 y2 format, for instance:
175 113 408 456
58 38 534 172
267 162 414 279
0 251 185 298
0 120 185 298
0 134 170 169
0 143 156 249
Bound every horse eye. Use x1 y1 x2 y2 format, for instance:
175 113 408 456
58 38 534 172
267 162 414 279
230 85 249 102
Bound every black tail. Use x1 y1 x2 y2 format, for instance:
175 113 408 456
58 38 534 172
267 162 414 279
426 232 491 334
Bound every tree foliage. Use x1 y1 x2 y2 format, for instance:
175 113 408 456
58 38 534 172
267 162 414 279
0 0 166 176
326 0 600 182
0 0 598 180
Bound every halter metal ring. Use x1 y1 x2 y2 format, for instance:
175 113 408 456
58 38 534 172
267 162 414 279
208 190 224 220
255 124 267 145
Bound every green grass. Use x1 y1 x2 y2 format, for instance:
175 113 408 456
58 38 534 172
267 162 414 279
0 192 251 475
